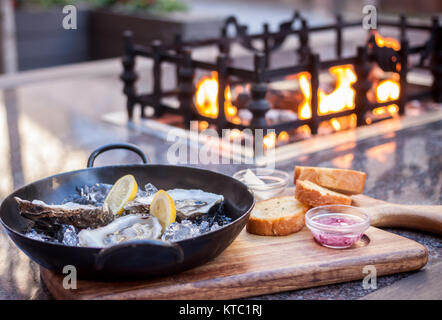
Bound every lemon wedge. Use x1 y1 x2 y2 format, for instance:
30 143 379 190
103 174 138 215
150 190 176 230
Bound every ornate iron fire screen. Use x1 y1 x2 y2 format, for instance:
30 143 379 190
120 12 441 137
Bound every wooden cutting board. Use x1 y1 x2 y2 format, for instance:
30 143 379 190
41 226 428 300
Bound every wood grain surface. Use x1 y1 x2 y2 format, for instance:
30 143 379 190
352 194 442 235
41 226 428 300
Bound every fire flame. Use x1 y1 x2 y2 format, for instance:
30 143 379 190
264 130 290 149
263 132 276 149
278 131 290 144
372 32 401 116
376 79 400 102
372 79 400 117
319 66 357 115
195 72 237 119
330 118 341 131
297 64 400 131
298 65 357 121
373 31 401 51
298 72 312 120
194 57 401 148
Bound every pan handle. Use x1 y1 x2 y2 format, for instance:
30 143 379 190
95 239 184 273
87 143 149 168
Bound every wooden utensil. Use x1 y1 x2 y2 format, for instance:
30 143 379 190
352 194 442 235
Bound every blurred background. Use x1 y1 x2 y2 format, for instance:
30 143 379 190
1 0 441 72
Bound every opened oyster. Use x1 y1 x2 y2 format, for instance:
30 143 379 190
123 197 151 215
166 189 224 219
17 180 230 248
78 214 162 247
122 188 224 219
15 197 113 230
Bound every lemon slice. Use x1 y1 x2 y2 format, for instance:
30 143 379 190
103 174 138 215
150 190 176 230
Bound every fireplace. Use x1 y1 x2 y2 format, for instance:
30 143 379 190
119 12 441 161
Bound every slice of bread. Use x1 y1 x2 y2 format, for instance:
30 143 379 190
295 180 352 207
247 196 309 236
294 166 366 195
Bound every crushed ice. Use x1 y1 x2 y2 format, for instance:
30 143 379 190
26 183 231 246
62 183 112 206
61 225 79 246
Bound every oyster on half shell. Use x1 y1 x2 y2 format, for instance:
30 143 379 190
166 189 224 219
78 214 162 247
121 189 224 220
123 197 151 215
15 197 114 230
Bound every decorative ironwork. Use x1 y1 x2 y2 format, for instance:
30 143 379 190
120 31 138 120
368 34 400 72
120 13 440 135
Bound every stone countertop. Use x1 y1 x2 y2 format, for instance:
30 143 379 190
0 59 440 300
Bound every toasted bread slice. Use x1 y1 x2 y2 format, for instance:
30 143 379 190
247 196 309 236
295 180 352 207
294 166 366 195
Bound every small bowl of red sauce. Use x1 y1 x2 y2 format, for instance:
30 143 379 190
305 205 370 249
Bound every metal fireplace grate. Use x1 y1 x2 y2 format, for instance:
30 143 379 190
119 12 441 139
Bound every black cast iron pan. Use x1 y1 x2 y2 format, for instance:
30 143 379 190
0 143 255 280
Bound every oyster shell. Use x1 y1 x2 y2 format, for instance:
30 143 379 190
15 197 114 230
78 214 162 247
123 197 151 215
166 189 224 219
121 189 224 219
